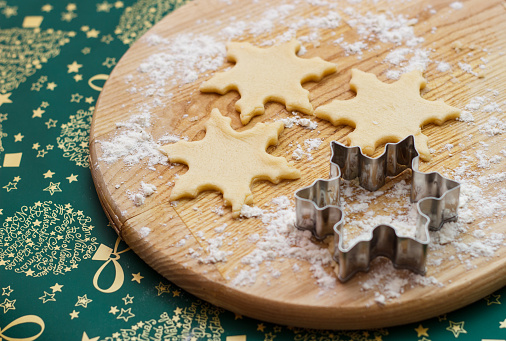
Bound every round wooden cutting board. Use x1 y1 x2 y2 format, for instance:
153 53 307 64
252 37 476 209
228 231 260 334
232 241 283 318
89 0 506 329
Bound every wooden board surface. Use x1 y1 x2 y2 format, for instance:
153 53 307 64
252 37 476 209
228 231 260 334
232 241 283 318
89 0 506 330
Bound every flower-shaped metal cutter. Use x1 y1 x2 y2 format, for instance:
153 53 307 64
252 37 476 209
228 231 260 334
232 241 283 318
294 135 460 282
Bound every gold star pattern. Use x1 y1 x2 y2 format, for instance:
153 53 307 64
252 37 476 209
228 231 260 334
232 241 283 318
446 321 467 338
85 97 94 104
32 107 45 118
257 323 266 332
315 69 461 161
43 182 62 195
70 310 79 319
43 170 55 178
114 1 124 8
82 332 100 341
0 298 15 313
109 306 119 314
485 294 501 305
264 332 275 341
1 6 17 18
45 118 58 129
500 319 506 328
97 1 113 12
2 286 13 296
71 93 83 103
32 143 40 149
172 290 180 297
73 74 83 82
200 39 336 125
414 324 429 337
37 149 48 157
47 82 57 90
67 61 82 73
39 291 56 303
3 181 17 192
66 174 78 183
66 3 77 11
41 4 53 12
174 307 182 315
13 133 23 142
82 47 91 55
101 34 114 44
131 272 143 283
117 307 135 322
86 28 100 38
61 11 77 22
75 294 92 308
155 282 171 296
0 92 13 107
122 294 134 305
50 283 63 293
102 57 117 68
25 269 34 276
160 109 300 216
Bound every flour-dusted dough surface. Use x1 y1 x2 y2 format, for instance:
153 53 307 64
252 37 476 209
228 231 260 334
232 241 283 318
315 69 461 161
159 109 300 217
200 39 337 125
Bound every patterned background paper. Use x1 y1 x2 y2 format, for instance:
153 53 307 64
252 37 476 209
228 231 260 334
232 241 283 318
0 0 505 340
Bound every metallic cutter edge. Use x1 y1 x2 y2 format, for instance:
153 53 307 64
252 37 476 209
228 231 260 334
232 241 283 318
294 135 461 282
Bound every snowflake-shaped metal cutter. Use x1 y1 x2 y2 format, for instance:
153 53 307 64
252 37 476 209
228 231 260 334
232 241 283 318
294 135 460 282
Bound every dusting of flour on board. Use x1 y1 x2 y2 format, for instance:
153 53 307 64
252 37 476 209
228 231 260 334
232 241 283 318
94 0 506 305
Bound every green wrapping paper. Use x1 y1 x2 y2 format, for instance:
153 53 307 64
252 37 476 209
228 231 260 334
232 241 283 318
0 0 505 340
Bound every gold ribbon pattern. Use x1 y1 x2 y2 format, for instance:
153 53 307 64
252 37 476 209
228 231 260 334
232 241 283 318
0 315 45 341
92 237 131 293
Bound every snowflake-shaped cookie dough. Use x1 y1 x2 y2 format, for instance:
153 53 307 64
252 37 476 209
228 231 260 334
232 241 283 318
160 109 300 217
200 39 337 125
315 69 461 161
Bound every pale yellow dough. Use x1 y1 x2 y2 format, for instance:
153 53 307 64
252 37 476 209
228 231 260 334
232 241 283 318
315 69 461 161
159 109 300 217
200 39 336 125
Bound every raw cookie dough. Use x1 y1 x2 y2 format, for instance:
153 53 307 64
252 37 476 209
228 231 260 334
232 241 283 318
315 69 461 161
160 108 300 217
200 39 336 125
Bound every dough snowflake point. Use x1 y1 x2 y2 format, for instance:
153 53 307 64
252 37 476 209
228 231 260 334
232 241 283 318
315 69 461 161
160 108 301 217
200 39 337 125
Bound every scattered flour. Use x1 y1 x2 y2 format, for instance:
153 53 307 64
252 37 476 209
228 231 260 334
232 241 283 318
232 196 336 291
138 33 226 88
97 111 168 166
449 1 464 10
279 112 318 130
128 181 157 206
97 0 505 303
139 227 151 238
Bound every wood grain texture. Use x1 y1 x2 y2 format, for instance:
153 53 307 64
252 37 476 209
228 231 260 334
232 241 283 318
89 0 506 329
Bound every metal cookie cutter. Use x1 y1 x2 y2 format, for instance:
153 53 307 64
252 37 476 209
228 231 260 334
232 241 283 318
294 135 460 282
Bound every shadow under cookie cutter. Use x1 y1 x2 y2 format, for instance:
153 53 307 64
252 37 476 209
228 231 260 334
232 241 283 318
294 135 461 282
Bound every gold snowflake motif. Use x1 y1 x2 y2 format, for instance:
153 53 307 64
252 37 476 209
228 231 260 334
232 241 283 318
160 109 300 216
200 39 337 125
315 69 461 161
